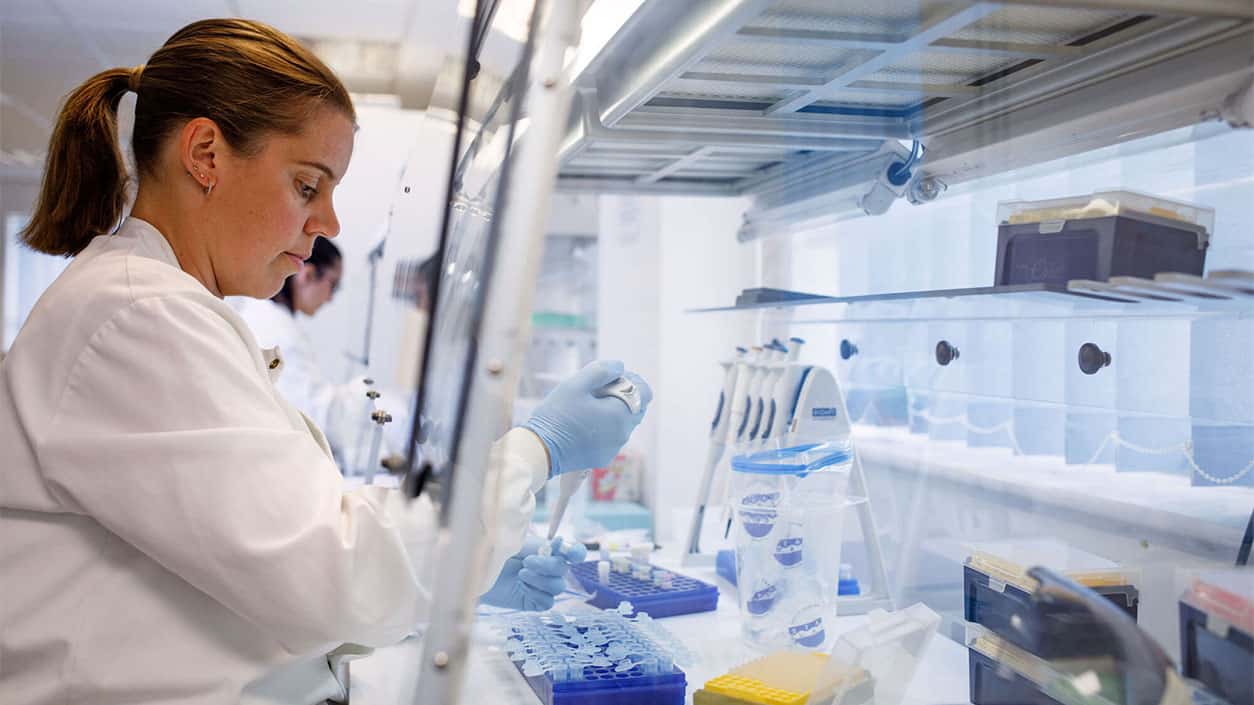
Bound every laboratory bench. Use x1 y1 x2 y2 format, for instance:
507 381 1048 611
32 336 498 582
349 547 972 705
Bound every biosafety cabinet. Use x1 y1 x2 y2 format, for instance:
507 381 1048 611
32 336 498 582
555 0 1253 695
402 2 1253 705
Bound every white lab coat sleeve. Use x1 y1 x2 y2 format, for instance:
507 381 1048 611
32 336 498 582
29 294 541 654
350 428 549 602
480 427 551 593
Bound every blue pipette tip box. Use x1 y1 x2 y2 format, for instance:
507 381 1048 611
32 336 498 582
523 665 686 705
506 617 687 705
570 561 718 618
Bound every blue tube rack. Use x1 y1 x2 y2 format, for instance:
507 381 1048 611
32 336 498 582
502 611 688 705
570 561 718 618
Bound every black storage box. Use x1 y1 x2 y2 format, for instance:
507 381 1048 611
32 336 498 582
969 646 1062 705
995 191 1212 286
964 555 1139 660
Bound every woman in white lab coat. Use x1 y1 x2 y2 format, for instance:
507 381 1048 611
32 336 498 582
0 18 649 705
235 236 353 450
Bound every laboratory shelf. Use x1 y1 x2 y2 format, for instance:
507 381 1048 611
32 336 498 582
854 426 1253 562
570 561 720 619
687 270 1254 320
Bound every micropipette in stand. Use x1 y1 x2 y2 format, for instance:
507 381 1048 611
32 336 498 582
683 346 746 562
547 377 643 540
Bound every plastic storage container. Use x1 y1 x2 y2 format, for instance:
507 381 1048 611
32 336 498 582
964 552 1139 659
730 441 854 650
570 560 718 618
968 634 1125 705
994 191 1213 286
1179 571 1254 705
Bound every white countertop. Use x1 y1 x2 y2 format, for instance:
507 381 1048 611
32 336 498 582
349 551 973 705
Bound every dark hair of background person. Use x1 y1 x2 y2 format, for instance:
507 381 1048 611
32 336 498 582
273 236 342 313
21 18 356 257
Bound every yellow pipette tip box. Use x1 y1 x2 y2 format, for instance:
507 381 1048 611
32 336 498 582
693 651 872 705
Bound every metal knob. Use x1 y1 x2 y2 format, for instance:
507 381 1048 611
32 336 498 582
935 340 959 366
840 339 859 360
1078 342 1112 375
366 390 381 400
371 410 393 424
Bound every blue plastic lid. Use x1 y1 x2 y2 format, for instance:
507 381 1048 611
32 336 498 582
731 442 852 476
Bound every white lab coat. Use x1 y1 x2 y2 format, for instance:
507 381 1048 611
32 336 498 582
233 297 335 432
231 297 378 468
0 218 547 704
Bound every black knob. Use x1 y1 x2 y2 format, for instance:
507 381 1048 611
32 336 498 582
840 339 859 360
935 340 959 366
1078 343 1112 375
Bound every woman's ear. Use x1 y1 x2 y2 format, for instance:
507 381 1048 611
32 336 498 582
177 117 223 192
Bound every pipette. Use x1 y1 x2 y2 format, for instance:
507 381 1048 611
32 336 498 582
547 377 642 540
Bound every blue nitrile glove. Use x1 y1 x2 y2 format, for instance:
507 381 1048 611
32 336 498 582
522 360 653 477
480 536 588 611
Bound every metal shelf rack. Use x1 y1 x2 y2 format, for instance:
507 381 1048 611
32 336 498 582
559 0 1253 204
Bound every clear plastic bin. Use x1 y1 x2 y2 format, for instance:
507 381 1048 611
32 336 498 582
693 603 941 705
730 440 854 651
821 603 942 705
993 190 1213 287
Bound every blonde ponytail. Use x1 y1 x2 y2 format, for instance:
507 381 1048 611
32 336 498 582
21 67 134 256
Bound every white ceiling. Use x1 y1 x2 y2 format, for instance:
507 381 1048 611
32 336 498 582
0 0 536 168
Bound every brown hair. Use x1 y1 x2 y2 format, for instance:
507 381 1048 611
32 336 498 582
21 18 355 256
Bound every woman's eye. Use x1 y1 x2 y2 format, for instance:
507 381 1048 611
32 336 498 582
298 182 318 200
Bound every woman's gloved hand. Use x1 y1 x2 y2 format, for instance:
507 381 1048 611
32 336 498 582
523 360 652 477
480 536 588 611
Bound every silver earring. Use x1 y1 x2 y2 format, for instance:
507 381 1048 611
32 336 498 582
205 181 214 196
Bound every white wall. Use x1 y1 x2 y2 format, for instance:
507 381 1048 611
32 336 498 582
301 104 442 384
597 194 757 543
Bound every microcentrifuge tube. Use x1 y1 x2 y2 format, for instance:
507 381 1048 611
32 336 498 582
599 548 611 562
550 662 569 682
630 543 650 564
597 560 610 584
537 542 552 558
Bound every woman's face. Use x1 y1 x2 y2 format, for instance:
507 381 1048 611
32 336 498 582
212 107 355 299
